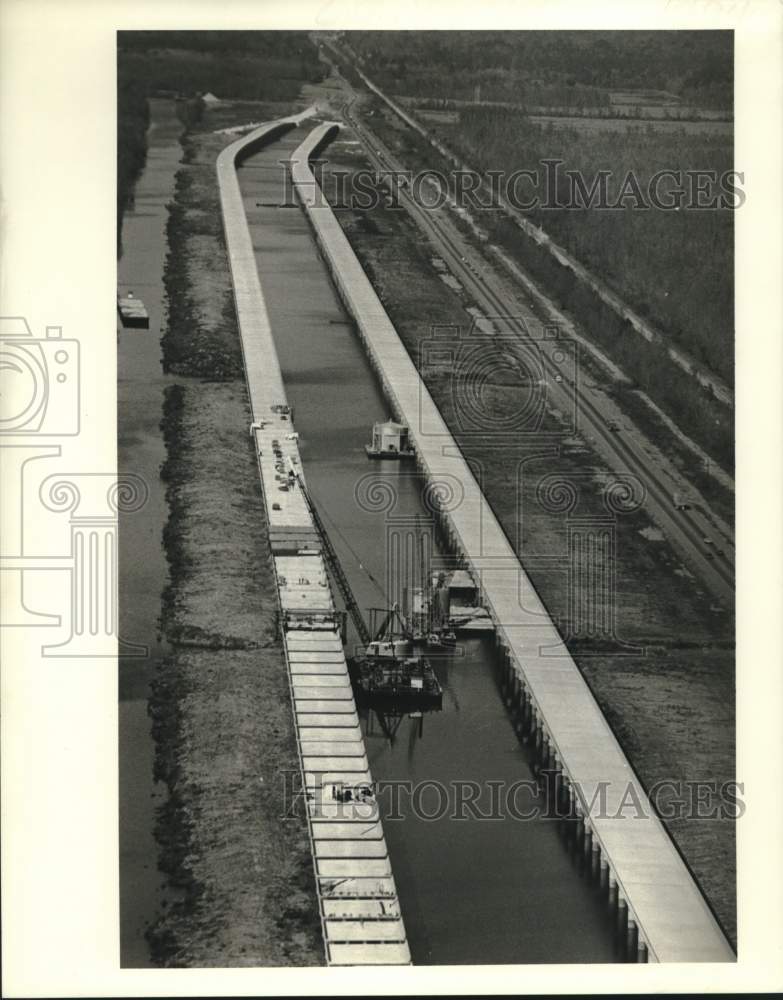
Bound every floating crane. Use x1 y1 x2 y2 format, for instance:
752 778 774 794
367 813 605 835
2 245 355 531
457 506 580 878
296 473 442 710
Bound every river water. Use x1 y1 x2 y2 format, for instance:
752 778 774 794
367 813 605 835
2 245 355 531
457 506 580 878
238 126 619 964
117 99 182 967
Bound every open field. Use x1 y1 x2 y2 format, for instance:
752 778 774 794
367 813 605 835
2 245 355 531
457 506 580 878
445 105 735 387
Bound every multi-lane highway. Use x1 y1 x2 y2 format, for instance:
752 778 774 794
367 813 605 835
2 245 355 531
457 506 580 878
334 88 734 606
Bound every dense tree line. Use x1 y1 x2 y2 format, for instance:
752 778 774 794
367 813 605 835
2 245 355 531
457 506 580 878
344 30 732 110
117 30 324 99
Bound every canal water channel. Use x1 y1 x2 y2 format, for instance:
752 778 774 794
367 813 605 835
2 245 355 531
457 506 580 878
118 99 181 967
238 124 619 965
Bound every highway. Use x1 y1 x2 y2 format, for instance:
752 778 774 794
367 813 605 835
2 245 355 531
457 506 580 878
335 90 734 607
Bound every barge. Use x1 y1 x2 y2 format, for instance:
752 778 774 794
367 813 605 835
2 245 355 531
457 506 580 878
349 606 443 711
117 292 150 329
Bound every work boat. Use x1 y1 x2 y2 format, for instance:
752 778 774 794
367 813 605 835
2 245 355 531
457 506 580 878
365 419 416 460
350 606 443 710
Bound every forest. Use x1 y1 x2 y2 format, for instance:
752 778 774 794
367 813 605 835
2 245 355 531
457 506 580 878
344 30 733 110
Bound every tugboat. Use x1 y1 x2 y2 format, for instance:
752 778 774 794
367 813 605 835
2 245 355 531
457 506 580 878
349 604 443 710
365 420 416 460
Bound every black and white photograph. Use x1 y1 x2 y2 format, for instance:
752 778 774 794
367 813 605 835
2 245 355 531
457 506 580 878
2 1 782 996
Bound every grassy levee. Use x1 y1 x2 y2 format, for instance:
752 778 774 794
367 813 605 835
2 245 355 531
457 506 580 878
146 99 324 967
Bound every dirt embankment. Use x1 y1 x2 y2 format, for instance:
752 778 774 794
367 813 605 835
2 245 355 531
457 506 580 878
147 100 323 967
319 144 737 947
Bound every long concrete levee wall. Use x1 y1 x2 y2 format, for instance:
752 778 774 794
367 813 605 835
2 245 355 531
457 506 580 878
290 120 735 964
217 110 411 966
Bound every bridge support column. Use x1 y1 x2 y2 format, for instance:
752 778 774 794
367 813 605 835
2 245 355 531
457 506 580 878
591 841 601 882
608 877 618 913
617 898 629 942
600 859 609 895
626 920 639 961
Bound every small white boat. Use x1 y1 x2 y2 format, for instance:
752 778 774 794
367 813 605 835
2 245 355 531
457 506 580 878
365 419 416 460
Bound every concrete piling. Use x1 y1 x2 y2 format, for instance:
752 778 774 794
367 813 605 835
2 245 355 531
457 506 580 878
617 898 629 942
583 827 593 862
557 771 570 816
599 859 609 895
627 919 639 960
591 842 601 882
608 877 618 913
522 700 533 741
575 814 585 853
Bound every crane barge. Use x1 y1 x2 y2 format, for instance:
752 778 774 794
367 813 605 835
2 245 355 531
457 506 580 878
296 473 442 710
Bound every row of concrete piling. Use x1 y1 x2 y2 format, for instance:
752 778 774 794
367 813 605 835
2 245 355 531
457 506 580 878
393 473 651 962
496 649 650 964
328 313 652 962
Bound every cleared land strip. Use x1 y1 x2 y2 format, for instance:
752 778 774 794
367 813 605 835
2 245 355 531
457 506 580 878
291 120 735 964
217 111 410 967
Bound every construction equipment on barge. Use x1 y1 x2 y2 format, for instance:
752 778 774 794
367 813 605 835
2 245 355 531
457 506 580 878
350 605 442 710
296 473 443 710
